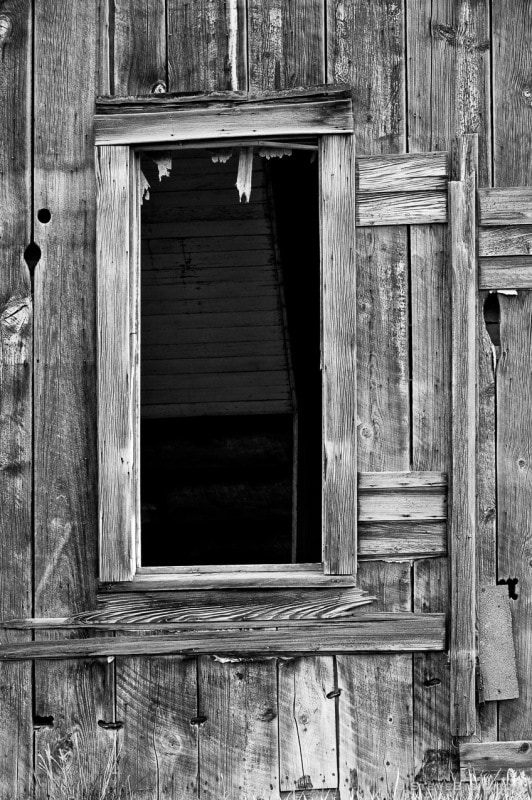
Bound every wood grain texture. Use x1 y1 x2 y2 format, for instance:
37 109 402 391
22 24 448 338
449 138 478 737
479 226 532 257
102 570 358 592
97 146 136 583
0 1 33 795
116 656 198 799
357 153 448 191
113 0 166 95
198 657 279 799
168 0 246 92
460 741 532 777
278 658 338 792
33 0 113 790
476 289 498 742
479 257 532 289
498 293 532 739
94 97 354 146
356 191 447 226
320 135 357 575
327 0 405 155
248 0 324 92
492 0 532 187
0 615 447 659
479 188 532 226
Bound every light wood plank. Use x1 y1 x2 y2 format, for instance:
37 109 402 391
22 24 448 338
449 136 478 737
479 226 532 257
478 585 518 702
356 191 446 226
198 658 279 800
0 615 447 659
0 1 33 794
102 570 358 592
95 97 354 146
116 656 198 799
357 153 448 191
97 146 136 582
479 187 532 226
279 658 338 792
460 741 532 777
321 135 357 576
479 256 532 289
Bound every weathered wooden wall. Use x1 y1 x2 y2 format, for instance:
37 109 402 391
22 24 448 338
1 1 531 797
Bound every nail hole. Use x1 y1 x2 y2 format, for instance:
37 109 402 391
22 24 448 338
37 208 51 224
23 241 41 271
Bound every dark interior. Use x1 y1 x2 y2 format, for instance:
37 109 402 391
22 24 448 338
140 148 321 566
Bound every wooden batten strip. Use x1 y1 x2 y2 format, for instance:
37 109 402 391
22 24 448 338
479 187 532 226
97 146 136 582
321 134 357 575
479 256 532 289
449 135 478 737
357 151 448 191
460 741 532 778
0 614 446 659
95 97 354 145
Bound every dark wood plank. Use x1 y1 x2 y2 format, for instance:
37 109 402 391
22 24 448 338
449 137 478 737
320 134 357 575
0 615 447 659
116 656 198 799
279 658 338 792
198 658 279 799
32 0 114 789
113 0 166 95
460 741 532 777
168 0 246 93
248 0 324 92
0 2 33 794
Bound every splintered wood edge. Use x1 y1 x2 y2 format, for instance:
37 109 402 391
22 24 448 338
0 613 446 659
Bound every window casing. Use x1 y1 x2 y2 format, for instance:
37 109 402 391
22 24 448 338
96 90 357 589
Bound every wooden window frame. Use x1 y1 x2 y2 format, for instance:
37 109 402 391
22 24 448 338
96 89 357 589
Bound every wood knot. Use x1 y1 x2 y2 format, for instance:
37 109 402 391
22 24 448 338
518 742 530 753
0 14 13 45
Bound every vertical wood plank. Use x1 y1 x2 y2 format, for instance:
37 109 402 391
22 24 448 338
0 1 33 795
113 0 166 95
116 656 198 799
33 0 115 786
497 294 532 739
338 569 413 795
449 136 478 737
320 134 357 576
248 0 325 92
278 657 338 792
493 0 532 743
96 145 136 583
198 657 279 800
168 0 247 92
328 3 412 795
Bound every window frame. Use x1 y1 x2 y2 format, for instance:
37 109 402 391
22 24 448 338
95 89 357 589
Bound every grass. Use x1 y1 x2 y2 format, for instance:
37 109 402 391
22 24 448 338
35 741 532 800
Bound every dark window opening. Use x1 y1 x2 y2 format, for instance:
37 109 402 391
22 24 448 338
140 147 321 566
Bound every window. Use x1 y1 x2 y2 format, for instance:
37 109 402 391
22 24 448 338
96 89 357 588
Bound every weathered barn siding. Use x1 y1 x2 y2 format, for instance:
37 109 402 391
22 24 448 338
1 1 532 798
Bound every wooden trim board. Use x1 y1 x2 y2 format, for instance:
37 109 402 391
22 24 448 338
0 613 446 659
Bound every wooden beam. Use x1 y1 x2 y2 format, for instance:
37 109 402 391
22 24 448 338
460 741 532 778
95 96 354 146
0 614 446 659
97 146 136 582
479 187 532 226
449 135 478 737
321 134 357 575
479 256 532 290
